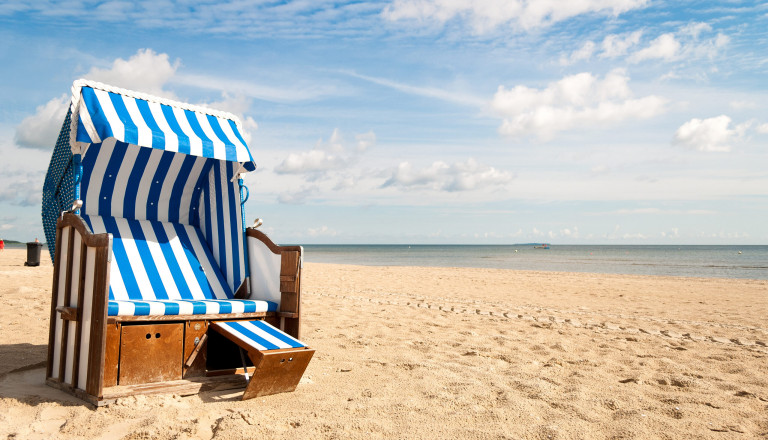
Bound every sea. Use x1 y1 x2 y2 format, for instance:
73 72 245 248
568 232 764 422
302 245 768 280
6 242 766 280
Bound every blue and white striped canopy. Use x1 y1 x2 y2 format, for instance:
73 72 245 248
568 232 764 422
73 81 255 170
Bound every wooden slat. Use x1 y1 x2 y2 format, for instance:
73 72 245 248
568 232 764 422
103 322 120 387
46 222 65 379
86 245 111 398
279 251 299 312
58 227 76 382
71 239 88 388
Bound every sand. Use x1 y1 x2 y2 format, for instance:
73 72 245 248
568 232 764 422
0 248 766 439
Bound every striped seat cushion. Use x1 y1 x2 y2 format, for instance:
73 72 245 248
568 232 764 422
108 299 277 317
81 214 276 317
215 320 306 351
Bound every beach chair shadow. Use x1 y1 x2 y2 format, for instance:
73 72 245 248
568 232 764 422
41 80 314 406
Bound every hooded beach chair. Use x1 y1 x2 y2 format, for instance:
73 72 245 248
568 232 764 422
42 80 313 405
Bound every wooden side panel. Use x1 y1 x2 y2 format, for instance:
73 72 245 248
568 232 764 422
46 213 112 401
103 322 120 387
119 323 183 386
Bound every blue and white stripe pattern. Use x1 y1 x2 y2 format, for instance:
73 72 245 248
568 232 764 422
75 85 255 169
80 138 214 225
79 139 247 295
81 214 276 317
217 320 306 351
198 160 246 294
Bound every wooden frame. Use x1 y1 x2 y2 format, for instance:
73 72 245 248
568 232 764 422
46 213 111 400
46 214 309 406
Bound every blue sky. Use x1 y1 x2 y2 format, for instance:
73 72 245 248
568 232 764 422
1 0 767 244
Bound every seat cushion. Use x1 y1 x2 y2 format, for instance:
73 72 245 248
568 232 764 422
108 299 277 316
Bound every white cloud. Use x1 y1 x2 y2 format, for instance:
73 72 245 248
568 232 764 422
560 40 595 65
673 115 751 152
275 150 347 175
274 128 375 177
629 33 680 63
84 48 179 98
566 23 728 66
382 0 648 33
627 23 729 64
600 30 643 58
491 69 666 140
14 94 69 150
756 123 768 134
382 158 513 192
355 131 376 152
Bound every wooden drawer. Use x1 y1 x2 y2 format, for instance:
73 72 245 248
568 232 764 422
119 323 183 385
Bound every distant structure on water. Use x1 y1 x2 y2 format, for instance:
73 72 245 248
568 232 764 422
514 243 551 249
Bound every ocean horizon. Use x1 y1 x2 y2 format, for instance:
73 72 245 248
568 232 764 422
6 242 766 280
302 244 768 280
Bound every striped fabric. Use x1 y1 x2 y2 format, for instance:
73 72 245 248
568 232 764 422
198 160 246 294
79 139 247 294
108 298 276 317
217 320 306 351
81 214 275 316
75 85 255 169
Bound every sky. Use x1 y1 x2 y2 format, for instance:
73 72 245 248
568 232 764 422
0 0 767 245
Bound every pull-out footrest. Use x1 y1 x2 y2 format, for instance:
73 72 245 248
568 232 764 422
210 320 314 399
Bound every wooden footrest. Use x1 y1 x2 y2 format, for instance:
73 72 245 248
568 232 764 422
210 320 314 400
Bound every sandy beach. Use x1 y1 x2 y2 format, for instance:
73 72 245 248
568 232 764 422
0 248 766 439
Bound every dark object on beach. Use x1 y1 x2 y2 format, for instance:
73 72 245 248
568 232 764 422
25 241 43 266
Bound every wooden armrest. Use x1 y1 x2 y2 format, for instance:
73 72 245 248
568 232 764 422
56 306 78 321
277 312 299 319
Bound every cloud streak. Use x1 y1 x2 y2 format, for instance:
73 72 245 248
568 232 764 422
382 158 513 192
383 0 648 33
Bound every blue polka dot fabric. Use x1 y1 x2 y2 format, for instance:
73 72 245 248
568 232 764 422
41 109 75 263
